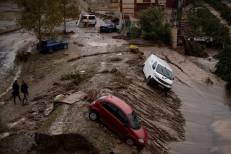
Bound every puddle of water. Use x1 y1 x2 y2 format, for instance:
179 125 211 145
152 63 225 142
87 42 108 47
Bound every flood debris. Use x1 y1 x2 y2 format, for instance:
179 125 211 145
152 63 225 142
0 102 5 106
164 56 186 74
108 57 123 62
205 77 214 85
54 91 87 105
85 89 99 102
0 132 11 140
7 118 26 129
67 50 127 62
44 103 54 116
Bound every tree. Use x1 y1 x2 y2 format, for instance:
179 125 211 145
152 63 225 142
139 7 171 44
215 45 231 84
60 0 80 33
188 7 230 48
16 0 62 42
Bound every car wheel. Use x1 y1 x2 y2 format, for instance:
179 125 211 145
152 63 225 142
126 138 134 146
49 48 53 52
164 87 171 92
89 111 98 121
147 76 151 85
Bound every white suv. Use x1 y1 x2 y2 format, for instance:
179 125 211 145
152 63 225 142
81 15 97 26
143 54 174 90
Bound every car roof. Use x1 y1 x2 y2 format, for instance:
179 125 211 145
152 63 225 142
99 95 133 114
82 14 96 17
149 54 172 71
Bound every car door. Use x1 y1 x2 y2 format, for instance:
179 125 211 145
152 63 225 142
100 102 129 136
115 109 130 137
100 102 120 132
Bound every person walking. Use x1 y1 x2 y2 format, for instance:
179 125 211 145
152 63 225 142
21 80 29 105
12 80 21 104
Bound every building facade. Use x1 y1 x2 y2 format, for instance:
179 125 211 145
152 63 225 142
112 0 190 17
115 0 166 16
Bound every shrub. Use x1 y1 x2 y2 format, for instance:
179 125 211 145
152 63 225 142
204 0 231 25
61 71 85 85
138 8 171 44
188 6 230 48
215 45 231 83
129 27 141 39
184 39 208 57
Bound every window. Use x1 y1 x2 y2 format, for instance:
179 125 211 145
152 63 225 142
128 112 141 130
117 109 129 125
102 102 128 125
102 103 117 114
82 16 87 19
89 16 96 20
152 62 157 70
143 0 151 3
156 64 173 80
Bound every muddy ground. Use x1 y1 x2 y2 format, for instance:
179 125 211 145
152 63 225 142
0 23 185 154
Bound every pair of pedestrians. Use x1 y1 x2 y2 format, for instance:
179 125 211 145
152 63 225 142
12 80 29 105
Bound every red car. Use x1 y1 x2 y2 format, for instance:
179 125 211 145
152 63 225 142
88 95 148 146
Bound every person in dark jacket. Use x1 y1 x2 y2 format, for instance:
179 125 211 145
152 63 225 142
12 80 21 104
21 80 29 105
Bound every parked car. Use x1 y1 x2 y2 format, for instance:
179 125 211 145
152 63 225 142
81 14 97 26
89 95 148 146
100 23 117 33
37 40 68 53
143 54 174 91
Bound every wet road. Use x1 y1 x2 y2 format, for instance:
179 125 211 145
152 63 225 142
0 32 35 96
169 76 231 154
140 46 231 154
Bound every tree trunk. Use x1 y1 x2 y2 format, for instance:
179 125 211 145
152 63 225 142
63 0 67 34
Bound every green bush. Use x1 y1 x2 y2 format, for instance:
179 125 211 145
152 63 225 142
188 6 230 48
61 71 84 85
215 45 231 83
138 8 171 44
129 27 141 39
184 39 208 57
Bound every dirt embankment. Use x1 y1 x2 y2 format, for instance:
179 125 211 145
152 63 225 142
0 30 185 154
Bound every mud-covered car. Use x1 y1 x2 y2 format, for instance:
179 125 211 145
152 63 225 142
143 54 174 91
37 40 68 53
89 95 148 146
99 23 117 33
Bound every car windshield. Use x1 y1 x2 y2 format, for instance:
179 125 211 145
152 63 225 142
128 112 141 130
82 16 87 19
89 16 95 20
156 64 173 80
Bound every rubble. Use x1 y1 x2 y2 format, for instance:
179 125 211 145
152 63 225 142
54 91 87 105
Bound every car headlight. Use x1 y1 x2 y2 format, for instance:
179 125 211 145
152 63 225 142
138 138 144 143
